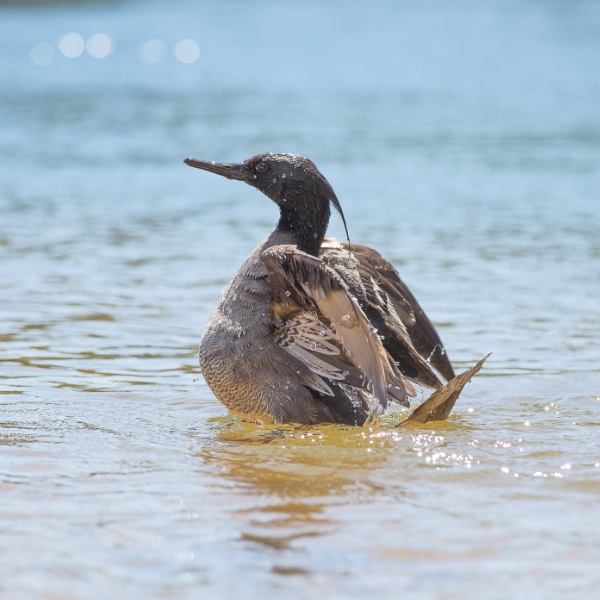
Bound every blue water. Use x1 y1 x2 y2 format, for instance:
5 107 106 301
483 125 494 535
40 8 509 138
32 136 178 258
2 1 600 598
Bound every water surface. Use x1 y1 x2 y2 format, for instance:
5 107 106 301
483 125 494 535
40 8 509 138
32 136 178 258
1 1 600 598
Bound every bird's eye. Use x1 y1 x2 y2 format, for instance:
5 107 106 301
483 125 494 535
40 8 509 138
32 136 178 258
255 161 269 174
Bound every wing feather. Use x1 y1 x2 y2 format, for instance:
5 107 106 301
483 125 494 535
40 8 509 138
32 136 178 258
324 242 455 385
261 245 408 415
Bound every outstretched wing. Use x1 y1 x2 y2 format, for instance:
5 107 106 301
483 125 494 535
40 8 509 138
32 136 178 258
399 354 490 426
334 242 456 385
261 245 411 418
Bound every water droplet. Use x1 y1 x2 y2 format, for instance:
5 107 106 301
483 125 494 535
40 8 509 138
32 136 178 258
341 314 350 321
310 342 317 350
253 174 257 179
272 178 277 183
284 290 291 297
281 173 286 178
343 370 350 376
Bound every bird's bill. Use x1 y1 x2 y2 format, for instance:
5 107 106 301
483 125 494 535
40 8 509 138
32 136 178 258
183 158 248 181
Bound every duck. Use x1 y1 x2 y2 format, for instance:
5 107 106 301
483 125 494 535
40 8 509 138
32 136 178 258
185 152 486 426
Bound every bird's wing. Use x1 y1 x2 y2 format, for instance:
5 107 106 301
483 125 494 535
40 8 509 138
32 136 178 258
399 354 490 426
261 245 410 417
325 242 455 386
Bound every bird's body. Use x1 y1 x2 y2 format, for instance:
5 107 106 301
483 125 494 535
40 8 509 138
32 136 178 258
186 153 461 426
198 228 327 424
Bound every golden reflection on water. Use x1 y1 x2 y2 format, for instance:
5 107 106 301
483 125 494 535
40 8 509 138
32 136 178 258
196 420 403 556
209 419 391 486
195 417 476 551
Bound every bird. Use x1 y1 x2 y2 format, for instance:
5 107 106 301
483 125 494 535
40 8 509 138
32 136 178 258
184 152 479 427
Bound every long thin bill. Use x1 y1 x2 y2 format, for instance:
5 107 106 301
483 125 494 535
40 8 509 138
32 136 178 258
184 158 248 181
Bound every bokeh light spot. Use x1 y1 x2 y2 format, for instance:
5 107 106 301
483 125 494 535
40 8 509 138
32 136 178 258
59 32 85 58
138 39 167 63
30 42 54 66
174 39 200 64
86 33 114 59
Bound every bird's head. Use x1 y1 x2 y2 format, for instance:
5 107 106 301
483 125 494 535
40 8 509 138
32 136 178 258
184 152 349 255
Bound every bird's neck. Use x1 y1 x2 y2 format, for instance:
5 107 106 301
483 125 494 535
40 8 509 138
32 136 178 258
276 199 330 256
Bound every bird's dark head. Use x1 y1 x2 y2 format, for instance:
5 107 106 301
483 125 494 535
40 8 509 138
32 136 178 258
184 152 349 255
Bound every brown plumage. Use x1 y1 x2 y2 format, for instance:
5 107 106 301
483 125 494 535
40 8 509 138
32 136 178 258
185 152 484 426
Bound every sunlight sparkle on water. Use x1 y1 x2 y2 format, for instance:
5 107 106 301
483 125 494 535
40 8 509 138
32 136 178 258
33 32 115 64
174 39 200 63
86 33 114 59
31 35 199 65
138 39 168 63
30 42 54 66
59 33 85 58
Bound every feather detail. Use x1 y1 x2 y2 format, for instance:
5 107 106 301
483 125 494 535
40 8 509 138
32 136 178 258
321 242 455 387
262 245 406 416
276 313 341 356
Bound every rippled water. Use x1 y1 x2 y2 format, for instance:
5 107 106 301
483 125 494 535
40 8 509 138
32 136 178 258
2 0 600 598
